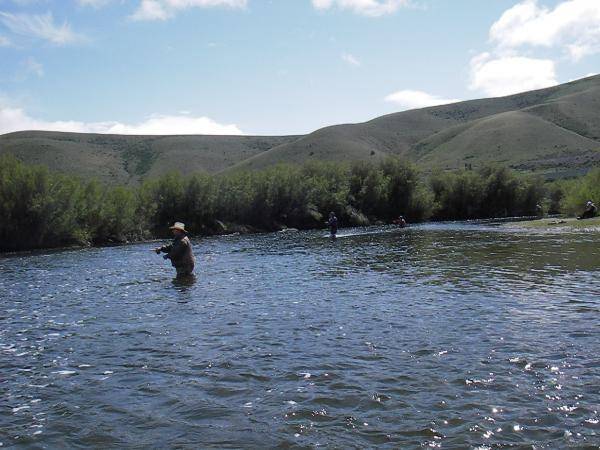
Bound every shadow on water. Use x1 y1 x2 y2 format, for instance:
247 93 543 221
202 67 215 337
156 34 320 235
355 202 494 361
171 274 197 298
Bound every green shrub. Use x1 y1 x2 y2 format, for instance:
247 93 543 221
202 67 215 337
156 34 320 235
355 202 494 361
560 168 600 216
0 154 561 251
429 166 545 220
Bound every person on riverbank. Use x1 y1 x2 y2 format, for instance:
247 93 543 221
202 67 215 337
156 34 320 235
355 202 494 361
578 200 597 220
327 212 338 237
154 222 195 277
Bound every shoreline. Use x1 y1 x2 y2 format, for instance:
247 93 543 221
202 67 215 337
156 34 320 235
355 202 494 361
0 221 400 255
502 216 600 232
4 216 599 256
0 225 301 256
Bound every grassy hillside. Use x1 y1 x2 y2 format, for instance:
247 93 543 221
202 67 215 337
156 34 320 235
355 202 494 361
230 75 600 176
413 110 600 171
1 75 599 183
0 131 298 184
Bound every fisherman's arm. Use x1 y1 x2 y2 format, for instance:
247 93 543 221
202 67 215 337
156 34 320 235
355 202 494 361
154 244 173 254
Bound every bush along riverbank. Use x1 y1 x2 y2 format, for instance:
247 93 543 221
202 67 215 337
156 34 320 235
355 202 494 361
1 153 589 252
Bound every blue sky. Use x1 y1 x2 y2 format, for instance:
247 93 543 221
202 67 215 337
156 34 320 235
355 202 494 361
0 0 598 135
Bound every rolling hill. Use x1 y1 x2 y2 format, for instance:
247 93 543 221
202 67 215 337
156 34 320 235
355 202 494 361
1 74 599 183
230 74 600 177
0 131 298 184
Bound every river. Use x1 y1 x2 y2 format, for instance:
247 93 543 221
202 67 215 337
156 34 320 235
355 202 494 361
1 223 599 448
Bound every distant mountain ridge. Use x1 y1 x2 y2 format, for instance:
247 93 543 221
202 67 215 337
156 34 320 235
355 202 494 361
1 74 599 183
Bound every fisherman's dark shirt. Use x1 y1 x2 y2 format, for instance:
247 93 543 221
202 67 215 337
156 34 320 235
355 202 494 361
160 235 195 269
328 217 338 234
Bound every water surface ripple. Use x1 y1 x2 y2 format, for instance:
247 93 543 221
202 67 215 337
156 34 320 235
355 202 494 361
1 223 599 448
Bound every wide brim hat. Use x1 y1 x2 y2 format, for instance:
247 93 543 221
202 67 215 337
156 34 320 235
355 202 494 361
169 222 187 233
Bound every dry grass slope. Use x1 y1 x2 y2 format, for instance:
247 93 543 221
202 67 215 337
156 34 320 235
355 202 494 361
0 131 298 184
1 75 599 183
229 75 600 176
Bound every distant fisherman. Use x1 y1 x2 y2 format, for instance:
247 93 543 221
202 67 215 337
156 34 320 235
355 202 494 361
327 212 338 237
535 203 544 218
154 222 195 277
393 215 407 228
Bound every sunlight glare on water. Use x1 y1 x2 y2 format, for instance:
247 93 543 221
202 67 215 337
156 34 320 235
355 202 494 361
1 223 599 448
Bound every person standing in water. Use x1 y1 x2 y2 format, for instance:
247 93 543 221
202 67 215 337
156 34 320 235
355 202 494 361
327 212 338 237
393 215 407 228
155 222 195 277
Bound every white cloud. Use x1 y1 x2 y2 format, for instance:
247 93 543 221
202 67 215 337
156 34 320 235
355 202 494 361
131 0 247 21
102 114 243 135
490 0 600 61
465 0 598 97
0 12 83 45
0 107 244 135
312 0 409 17
341 52 360 66
384 89 460 110
0 35 10 46
19 56 44 79
10 0 45 4
77 0 112 7
131 0 170 20
10 0 44 4
469 52 558 97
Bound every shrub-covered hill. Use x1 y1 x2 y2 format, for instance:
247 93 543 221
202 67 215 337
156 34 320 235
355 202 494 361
1 74 599 183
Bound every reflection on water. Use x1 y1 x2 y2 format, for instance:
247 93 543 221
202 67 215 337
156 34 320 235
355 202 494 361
1 223 599 448
172 274 197 295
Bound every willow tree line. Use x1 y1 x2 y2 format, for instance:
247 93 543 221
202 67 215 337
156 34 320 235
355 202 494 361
0 153 595 251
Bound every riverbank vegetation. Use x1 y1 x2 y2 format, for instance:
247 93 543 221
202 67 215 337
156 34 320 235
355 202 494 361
428 167 545 220
0 153 596 251
553 168 600 216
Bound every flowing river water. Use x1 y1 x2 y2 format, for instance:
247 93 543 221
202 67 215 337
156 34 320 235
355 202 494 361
1 223 599 448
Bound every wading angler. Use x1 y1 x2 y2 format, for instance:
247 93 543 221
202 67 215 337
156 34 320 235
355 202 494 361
155 222 195 278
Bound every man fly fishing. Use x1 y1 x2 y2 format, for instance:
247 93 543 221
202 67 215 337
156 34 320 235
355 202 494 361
393 215 407 228
154 222 195 278
327 212 338 237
